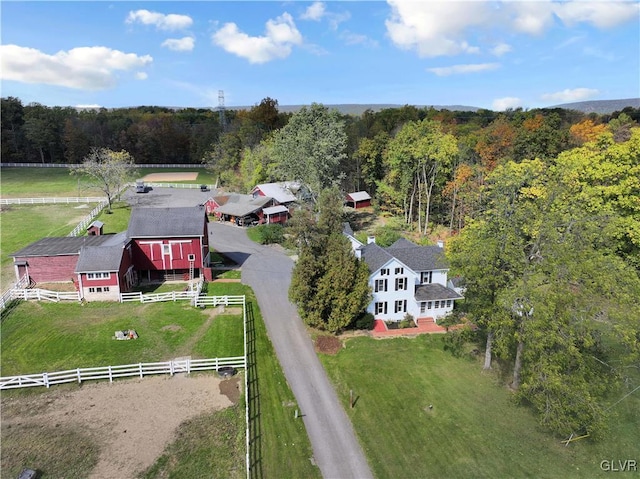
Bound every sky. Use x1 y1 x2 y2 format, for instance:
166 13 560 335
1 1 639 111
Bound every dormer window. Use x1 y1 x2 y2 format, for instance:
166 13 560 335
421 271 433 284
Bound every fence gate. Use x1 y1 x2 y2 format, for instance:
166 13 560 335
171 358 190 374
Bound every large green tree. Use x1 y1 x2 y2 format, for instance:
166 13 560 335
289 188 371 333
449 145 640 439
380 119 458 234
271 103 347 201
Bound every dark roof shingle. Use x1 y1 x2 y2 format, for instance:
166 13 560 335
11 235 113 257
127 206 206 238
415 283 463 301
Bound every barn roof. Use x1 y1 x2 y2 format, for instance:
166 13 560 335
215 194 272 217
252 182 298 204
127 206 207 238
10 235 114 257
75 234 128 273
346 191 371 202
263 205 288 215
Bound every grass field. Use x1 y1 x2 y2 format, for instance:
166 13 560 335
0 166 216 198
0 283 319 479
320 335 640 479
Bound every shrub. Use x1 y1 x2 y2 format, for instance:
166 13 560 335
353 312 375 330
251 224 284 244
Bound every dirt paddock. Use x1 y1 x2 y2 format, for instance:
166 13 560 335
2 374 241 478
141 172 199 182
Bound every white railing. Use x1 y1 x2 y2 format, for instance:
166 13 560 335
0 197 106 205
195 295 246 307
120 290 198 303
8 288 80 302
0 356 246 390
145 182 213 189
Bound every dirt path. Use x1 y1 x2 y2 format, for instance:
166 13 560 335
2 374 236 479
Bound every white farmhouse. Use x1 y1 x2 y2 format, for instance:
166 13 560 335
344 224 463 325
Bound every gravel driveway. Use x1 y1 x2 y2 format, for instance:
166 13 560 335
208 222 373 479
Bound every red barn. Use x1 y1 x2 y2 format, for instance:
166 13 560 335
10 235 117 285
75 233 134 301
345 191 372 209
127 206 209 282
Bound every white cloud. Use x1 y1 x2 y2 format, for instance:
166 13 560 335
541 88 599 103
328 11 351 31
135 72 148 80
340 31 378 48
427 63 500 76
0 44 152 90
126 10 193 31
385 0 487 57
212 12 302 64
492 97 522 111
385 1 640 58
162 36 195 52
491 43 512 57
301 2 326 21
554 2 640 29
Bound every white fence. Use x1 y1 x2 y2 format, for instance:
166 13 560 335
146 182 214 190
6 288 80 303
120 290 198 303
195 295 245 307
1 163 207 169
0 357 245 390
0 197 107 205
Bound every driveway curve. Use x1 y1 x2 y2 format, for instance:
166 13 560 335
208 222 373 479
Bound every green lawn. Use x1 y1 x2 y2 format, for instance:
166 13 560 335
0 283 319 479
0 166 215 198
320 335 640 479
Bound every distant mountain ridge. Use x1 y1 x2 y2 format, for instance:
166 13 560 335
233 98 639 115
550 98 639 114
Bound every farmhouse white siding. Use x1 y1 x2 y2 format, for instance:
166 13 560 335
344 226 463 323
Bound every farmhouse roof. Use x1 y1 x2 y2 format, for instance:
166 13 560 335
360 242 395 273
385 239 449 271
10 235 114 257
127 206 206 238
342 222 355 237
252 182 298 204
415 283 463 301
75 240 127 273
346 191 371 202
215 194 272 217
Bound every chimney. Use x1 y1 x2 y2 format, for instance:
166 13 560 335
355 248 362 260
436 240 444 249
367 236 376 244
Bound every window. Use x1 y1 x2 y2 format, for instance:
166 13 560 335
395 267 404 275
375 302 387 314
395 277 407 291
446 300 452 307
87 272 110 280
89 287 95 293
163 244 171 255
427 301 432 310
374 279 388 292
420 302 426 314
380 268 389 276
89 286 109 293
104 287 110 292
421 271 432 284
434 300 440 308
394 299 407 313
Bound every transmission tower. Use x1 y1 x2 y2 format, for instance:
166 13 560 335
218 90 226 131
